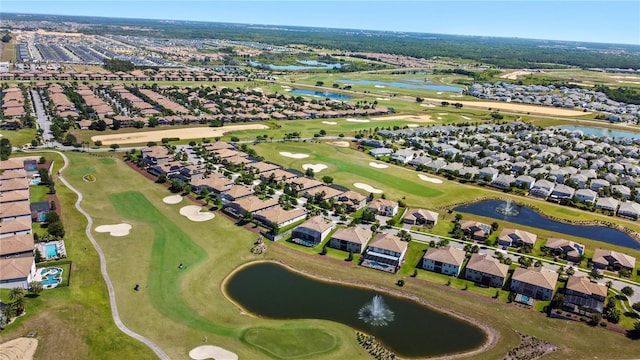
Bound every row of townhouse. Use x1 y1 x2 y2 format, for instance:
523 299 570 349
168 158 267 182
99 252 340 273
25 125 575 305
421 246 609 314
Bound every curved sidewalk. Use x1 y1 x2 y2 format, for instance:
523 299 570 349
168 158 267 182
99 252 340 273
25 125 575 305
52 151 170 360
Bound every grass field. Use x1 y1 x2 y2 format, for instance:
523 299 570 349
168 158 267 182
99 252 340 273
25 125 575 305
3 151 640 360
0 128 37 147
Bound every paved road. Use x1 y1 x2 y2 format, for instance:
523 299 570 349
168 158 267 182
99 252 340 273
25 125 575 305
30 89 56 146
44 150 171 360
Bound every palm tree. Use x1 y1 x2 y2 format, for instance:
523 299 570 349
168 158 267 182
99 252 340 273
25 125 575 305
589 268 604 281
8 287 26 315
566 267 576 276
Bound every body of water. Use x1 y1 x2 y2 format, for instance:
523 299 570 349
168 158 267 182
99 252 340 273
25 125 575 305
558 125 640 140
225 262 486 358
248 60 344 70
335 79 463 93
454 200 640 250
289 89 353 100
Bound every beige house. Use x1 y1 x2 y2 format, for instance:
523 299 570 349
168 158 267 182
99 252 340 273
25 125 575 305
510 267 558 301
291 215 334 247
422 245 466 276
592 249 636 272
368 198 399 217
328 226 373 254
403 208 438 227
498 228 537 248
464 253 509 288
361 233 407 273
563 276 608 314
543 238 584 262
255 206 307 229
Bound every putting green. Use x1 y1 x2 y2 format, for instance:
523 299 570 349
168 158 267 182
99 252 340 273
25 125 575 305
242 326 339 359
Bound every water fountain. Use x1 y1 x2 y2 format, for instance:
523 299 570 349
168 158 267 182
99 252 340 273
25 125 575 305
496 198 519 216
358 295 395 326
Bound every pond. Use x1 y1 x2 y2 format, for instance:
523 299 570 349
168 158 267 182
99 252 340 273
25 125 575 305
289 89 353 100
557 125 640 140
454 200 640 250
248 60 345 70
225 262 486 358
335 79 464 93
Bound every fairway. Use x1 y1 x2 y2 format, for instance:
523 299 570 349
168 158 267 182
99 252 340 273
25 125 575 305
242 326 339 359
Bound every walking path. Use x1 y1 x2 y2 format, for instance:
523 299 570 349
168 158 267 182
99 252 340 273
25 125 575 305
45 150 170 360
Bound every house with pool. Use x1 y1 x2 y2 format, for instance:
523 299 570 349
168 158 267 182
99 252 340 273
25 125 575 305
255 206 307 230
291 215 334 247
361 233 407 273
422 245 466 276
0 257 36 289
510 267 558 301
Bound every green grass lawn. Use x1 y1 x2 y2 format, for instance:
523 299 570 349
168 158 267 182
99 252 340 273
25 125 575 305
1 128 37 147
4 150 640 360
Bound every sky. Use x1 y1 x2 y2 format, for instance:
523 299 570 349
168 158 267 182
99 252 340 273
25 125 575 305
1 1 639 45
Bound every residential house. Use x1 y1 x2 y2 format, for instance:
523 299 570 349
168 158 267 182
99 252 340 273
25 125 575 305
491 174 516 189
612 185 632 200
575 189 598 204
0 233 35 258
368 199 399 217
291 216 334 247
140 146 171 165
549 184 575 201
618 201 640 220
190 175 233 195
221 185 254 201
254 206 307 229
336 191 367 212
510 267 559 301
369 148 393 157
392 149 416 164
0 256 36 289
361 233 408 273
529 179 555 198
422 245 466 276
0 218 32 238
592 249 636 272
563 276 608 314
328 226 373 254
543 238 585 262
460 220 492 242
29 201 50 222
498 228 537 248
403 208 438 227
479 167 499 182
0 201 31 221
515 175 536 190
464 253 509 288
228 195 278 215
595 197 619 212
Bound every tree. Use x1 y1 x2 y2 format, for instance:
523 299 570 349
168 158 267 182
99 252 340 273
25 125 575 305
1 33 11 43
0 138 12 161
491 222 499 232
48 221 65 238
305 168 315 178
8 287 25 315
622 286 635 297
566 267 576 276
589 268 604 280
156 174 167 184
94 140 103 147
29 281 43 295
110 143 120 151
632 302 640 312
321 175 333 184
45 211 60 224
346 251 354 262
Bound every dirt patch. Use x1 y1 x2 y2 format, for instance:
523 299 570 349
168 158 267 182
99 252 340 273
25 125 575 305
502 331 558 360
0 337 38 360
422 98 588 116
370 114 434 122
328 141 350 147
500 70 533 80
91 124 269 145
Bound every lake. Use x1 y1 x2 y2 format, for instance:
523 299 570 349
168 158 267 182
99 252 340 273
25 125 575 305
225 262 486 358
289 89 353 100
454 200 640 250
558 125 640 140
335 79 464 93
248 60 344 70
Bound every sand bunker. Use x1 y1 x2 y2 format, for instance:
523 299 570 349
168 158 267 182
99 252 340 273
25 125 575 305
420 103 436 108
0 337 38 360
461 116 471 120
346 118 370 123
369 162 389 169
354 182 383 194
375 97 391 101
189 345 238 360
371 114 433 122
418 174 443 184
91 124 269 145
407 124 420 128
95 223 132 237
501 70 533 80
328 141 350 147
279 152 310 159
438 112 448 115
322 121 337 125
163 194 183 204
180 205 215 222
302 163 328 173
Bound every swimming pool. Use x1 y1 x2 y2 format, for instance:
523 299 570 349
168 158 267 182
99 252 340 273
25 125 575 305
39 267 63 288
44 244 58 257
